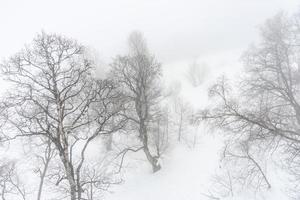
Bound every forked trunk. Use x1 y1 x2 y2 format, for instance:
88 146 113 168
143 145 161 172
140 124 161 173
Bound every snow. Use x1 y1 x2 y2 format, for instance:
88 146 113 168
106 134 223 200
106 132 292 200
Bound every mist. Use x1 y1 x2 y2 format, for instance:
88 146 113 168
0 1 299 200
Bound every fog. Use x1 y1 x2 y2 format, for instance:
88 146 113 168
0 0 298 64
0 1 300 200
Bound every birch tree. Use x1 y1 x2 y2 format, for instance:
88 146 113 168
0 32 125 200
110 31 162 172
199 12 300 194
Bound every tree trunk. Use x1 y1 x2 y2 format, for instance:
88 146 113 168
140 123 161 173
59 153 77 200
143 145 161 172
295 106 300 126
178 111 183 142
37 160 49 200
68 181 77 200
66 164 77 200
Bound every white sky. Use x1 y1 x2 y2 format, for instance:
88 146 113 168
0 0 299 88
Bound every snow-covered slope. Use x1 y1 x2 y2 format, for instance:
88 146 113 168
106 131 291 200
106 134 223 200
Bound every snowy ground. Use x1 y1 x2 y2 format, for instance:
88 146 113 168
105 132 291 200
106 134 223 200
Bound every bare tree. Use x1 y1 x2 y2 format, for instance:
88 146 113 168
0 32 126 199
203 169 233 200
223 140 271 190
203 139 270 199
173 97 193 142
31 138 56 200
110 31 162 172
0 161 27 200
151 107 170 159
199 12 300 194
79 160 122 200
185 61 208 87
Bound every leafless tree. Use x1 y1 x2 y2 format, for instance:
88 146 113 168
0 161 27 200
79 160 122 200
203 140 270 199
223 140 271 190
173 97 193 142
0 32 126 199
203 169 233 200
199 12 300 194
185 61 208 87
31 138 56 200
110 31 162 172
151 107 170 159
